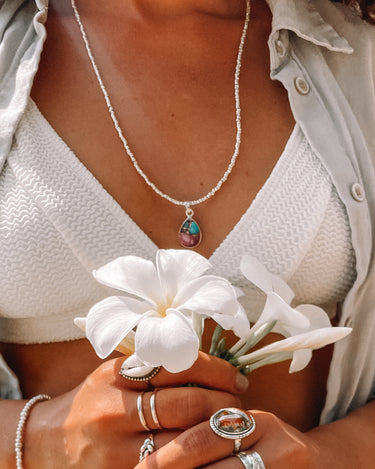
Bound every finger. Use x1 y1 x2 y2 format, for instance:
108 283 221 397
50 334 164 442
110 431 181 469
143 388 240 430
202 450 268 469
134 411 266 469
127 387 240 432
135 431 180 467
202 455 248 469
113 352 249 395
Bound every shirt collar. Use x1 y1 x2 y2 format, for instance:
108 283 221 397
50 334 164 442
36 0 48 9
266 0 353 54
36 0 352 56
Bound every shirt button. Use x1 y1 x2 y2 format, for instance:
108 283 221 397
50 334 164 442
275 39 287 58
351 183 365 201
294 76 310 95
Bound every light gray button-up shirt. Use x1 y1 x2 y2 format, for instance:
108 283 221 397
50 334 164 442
0 0 375 424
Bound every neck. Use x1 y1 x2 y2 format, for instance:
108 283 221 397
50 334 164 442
56 0 248 20
131 0 247 18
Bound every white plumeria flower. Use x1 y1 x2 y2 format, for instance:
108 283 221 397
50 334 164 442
238 255 352 372
75 250 249 373
75 317 136 356
240 255 295 304
236 325 351 373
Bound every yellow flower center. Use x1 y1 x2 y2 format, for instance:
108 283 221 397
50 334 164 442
157 297 173 317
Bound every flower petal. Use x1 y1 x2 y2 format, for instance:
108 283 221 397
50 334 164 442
253 292 310 337
135 309 200 373
85 296 153 358
74 316 86 333
156 249 212 301
93 256 163 306
289 349 312 373
211 305 250 338
237 327 352 366
175 276 241 316
294 304 331 329
116 331 136 356
240 255 294 303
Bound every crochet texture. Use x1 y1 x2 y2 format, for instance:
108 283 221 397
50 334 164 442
0 100 356 342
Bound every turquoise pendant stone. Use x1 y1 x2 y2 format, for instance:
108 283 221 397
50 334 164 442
178 217 202 249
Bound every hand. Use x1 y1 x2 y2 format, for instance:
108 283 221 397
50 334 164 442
23 352 248 469
134 409 327 469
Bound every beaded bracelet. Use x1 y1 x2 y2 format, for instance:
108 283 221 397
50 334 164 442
15 394 51 469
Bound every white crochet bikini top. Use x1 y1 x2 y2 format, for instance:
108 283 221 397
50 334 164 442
0 99 356 343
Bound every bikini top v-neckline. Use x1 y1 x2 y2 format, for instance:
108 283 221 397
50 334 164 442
0 97 356 344
27 98 300 266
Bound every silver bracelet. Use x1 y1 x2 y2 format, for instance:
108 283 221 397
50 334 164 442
15 394 51 469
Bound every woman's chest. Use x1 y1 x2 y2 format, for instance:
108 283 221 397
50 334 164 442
31 1 295 258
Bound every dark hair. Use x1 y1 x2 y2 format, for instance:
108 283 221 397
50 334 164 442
331 0 375 24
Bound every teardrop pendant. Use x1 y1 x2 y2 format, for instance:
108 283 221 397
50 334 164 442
178 207 202 249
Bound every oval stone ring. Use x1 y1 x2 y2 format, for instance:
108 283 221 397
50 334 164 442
209 408 256 453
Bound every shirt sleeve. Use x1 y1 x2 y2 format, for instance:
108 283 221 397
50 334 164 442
0 354 21 399
0 0 47 173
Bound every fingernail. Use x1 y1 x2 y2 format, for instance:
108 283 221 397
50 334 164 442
236 372 249 392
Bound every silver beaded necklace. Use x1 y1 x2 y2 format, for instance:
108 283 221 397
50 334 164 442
71 0 250 248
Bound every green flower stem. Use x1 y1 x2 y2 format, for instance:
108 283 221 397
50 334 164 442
209 325 223 355
216 337 227 357
233 320 277 358
241 351 293 374
228 356 240 366
228 336 249 356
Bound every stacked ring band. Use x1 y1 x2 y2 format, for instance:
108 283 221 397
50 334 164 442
150 390 162 429
237 452 253 469
250 451 266 469
210 408 256 454
137 393 150 431
137 391 163 431
237 451 266 469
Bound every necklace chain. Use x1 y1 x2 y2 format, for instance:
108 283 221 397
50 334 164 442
71 0 250 209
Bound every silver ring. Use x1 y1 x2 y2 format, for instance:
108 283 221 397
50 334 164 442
237 451 266 469
250 451 266 469
139 434 155 462
137 393 150 431
150 390 162 429
234 438 242 453
120 365 161 382
210 408 256 454
236 452 253 469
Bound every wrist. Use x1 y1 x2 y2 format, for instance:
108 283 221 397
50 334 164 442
0 400 25 469
23 388 81 469
15 395 51 469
